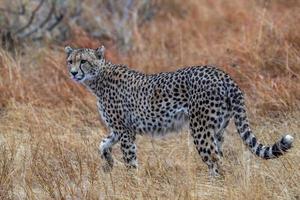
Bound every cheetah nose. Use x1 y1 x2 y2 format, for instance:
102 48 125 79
71 71 78 76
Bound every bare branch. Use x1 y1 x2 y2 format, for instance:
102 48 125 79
14 0 45 34
39 1 55 29
47 13 64 31
18 1 55 39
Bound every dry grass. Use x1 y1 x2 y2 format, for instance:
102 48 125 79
0 0 300 199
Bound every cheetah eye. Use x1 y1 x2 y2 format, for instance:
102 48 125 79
68 60 73 64
81 60 87 64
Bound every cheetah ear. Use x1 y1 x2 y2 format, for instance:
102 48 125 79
65 46 73 56
95 45 105 59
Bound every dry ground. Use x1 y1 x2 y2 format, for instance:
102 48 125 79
0 0 300 199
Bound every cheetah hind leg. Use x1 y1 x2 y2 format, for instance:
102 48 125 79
215 114 231 157
191 126 223 177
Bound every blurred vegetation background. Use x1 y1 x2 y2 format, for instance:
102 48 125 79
0 1 299 199
0 0 160 51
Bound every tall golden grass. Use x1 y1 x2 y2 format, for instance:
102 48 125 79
0 0 299 199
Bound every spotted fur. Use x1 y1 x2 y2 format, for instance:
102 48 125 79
65 46 294 176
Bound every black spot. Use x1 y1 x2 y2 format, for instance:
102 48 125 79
280 137 290 151
207 131 211 137
263 147 271 159
255 144 263 156
272 144 282 157
207 149 211 155
249 137 256 148
236 107 243 113
241 123 248 132
242 131 250 141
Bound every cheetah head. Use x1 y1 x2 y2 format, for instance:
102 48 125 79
64 46 106 82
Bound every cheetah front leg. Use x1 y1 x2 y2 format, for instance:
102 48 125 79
99 132 119 172
120 133 138 169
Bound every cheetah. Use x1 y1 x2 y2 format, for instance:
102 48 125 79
65 45 294 176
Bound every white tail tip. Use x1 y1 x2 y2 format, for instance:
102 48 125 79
284 134 294 144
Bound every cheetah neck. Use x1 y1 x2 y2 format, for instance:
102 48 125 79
82 73 105 97
82 63 142 97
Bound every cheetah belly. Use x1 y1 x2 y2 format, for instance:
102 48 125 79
135 107 189 137
160 108 189 135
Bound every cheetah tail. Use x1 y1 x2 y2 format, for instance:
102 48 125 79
233 106 294 159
